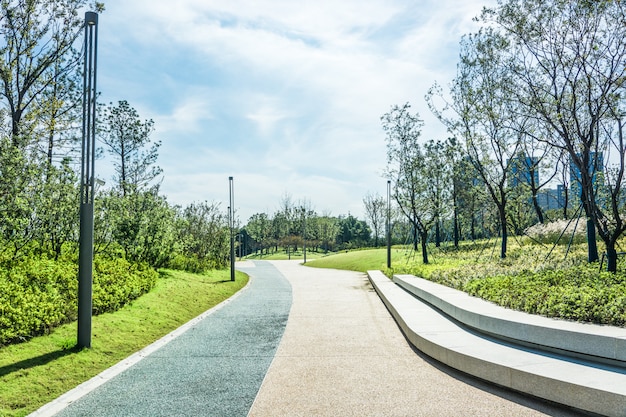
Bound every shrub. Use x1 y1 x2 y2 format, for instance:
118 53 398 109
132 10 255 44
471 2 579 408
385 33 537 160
0 256 158 346
464 265 626 326
525 219 588 245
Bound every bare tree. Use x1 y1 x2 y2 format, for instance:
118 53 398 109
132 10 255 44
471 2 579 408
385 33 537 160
363 192 385 247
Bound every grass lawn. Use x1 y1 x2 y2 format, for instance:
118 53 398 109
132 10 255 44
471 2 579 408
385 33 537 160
305 246 470 275
0 269 248 417
306 240 626 327
306 248 391 272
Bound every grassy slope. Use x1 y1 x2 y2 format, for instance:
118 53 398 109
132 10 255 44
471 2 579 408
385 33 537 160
0 269 248 417
306 248 390 272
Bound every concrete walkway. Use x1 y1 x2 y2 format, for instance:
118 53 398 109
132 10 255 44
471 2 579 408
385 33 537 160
33 260 584 416
248 261 583 416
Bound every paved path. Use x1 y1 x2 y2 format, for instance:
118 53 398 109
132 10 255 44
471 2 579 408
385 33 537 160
50 261 291 417
37 260 582 416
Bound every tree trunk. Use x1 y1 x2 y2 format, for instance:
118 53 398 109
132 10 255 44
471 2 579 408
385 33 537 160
412 222 418 251
420 231 429 264
587 218 599 263
453 205 459 248
532 194 544 223
606 242 617 273
435 220 441 247
499 206 507 259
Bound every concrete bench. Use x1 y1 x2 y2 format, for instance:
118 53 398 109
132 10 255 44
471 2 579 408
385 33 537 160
393 273 626 365
367 270 626 417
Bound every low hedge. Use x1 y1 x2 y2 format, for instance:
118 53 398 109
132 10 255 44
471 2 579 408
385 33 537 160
0 256 158 346
463 265 626 326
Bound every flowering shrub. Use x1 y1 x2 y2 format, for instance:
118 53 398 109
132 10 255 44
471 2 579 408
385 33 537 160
525 219 587 245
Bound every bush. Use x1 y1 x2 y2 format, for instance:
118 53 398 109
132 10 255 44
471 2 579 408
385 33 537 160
525 219 588 245
0 256 158 346
464 265 626 326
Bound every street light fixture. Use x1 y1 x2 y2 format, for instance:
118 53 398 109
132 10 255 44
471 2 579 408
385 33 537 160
78 11 98 349
387 180 391 269
229 177 235 281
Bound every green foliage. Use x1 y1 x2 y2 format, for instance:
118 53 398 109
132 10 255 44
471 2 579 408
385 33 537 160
0 268 248 417
0 255 157 346
92 258 158 315
95 189 178 268
337 214 371 249
464 266 626 326
100 100 162 196
172 201 229 272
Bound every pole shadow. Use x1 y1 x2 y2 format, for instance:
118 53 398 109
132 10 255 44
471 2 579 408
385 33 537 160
0 345 81 378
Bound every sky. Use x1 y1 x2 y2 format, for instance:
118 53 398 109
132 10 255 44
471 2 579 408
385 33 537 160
94 0 495 223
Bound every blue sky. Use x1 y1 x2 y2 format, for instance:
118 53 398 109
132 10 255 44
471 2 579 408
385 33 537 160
95 0 493 222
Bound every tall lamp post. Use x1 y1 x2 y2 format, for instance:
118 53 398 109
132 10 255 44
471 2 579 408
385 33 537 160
303 210 307 264
229 176 235 281
78 11 98 349
387 180 391 269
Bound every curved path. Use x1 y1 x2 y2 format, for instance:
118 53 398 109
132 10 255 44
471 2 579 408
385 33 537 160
35 260 583 416
48 261 292 417
248 261 582 417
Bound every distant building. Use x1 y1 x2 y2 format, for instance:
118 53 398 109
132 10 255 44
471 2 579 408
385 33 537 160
508 154 539 188
569 151 604 196
537 186 565 211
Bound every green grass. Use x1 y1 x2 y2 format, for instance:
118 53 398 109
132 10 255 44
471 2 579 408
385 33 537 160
0 269 248 417
306 240 626 326
306 248 393 272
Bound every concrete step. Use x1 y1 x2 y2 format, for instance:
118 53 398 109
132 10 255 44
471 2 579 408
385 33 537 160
393 273 626 366
367 270 626 417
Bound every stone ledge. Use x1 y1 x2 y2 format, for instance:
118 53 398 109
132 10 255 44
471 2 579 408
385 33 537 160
367 270 626 417
393 273 626 365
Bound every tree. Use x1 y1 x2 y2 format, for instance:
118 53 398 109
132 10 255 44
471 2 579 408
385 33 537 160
427 30 522 258
363 192 386 247
382 103 436 263
0 0 102 147
424 139 451 247
337 214 371 249
483 0 626 269
315 214 340 253
246 212 272 255
100 100 162 196
174 201 229 271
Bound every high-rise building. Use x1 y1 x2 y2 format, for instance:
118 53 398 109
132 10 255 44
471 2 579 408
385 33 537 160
569 152 604 198
508 154 539 188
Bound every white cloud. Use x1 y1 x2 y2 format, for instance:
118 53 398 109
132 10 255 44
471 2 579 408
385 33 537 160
97 0 495 221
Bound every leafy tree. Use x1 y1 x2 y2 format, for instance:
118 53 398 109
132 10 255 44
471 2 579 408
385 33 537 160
314 214 340 253
0 136 42 258
35 158 79 260
174 201 228 271
337 214 371 249
428 30 522 258
246 212 272 255
363 192 386 247
382 102 437 263
0 0 102 147
100 100 162 196
483 0 626 270
424 139 451 247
